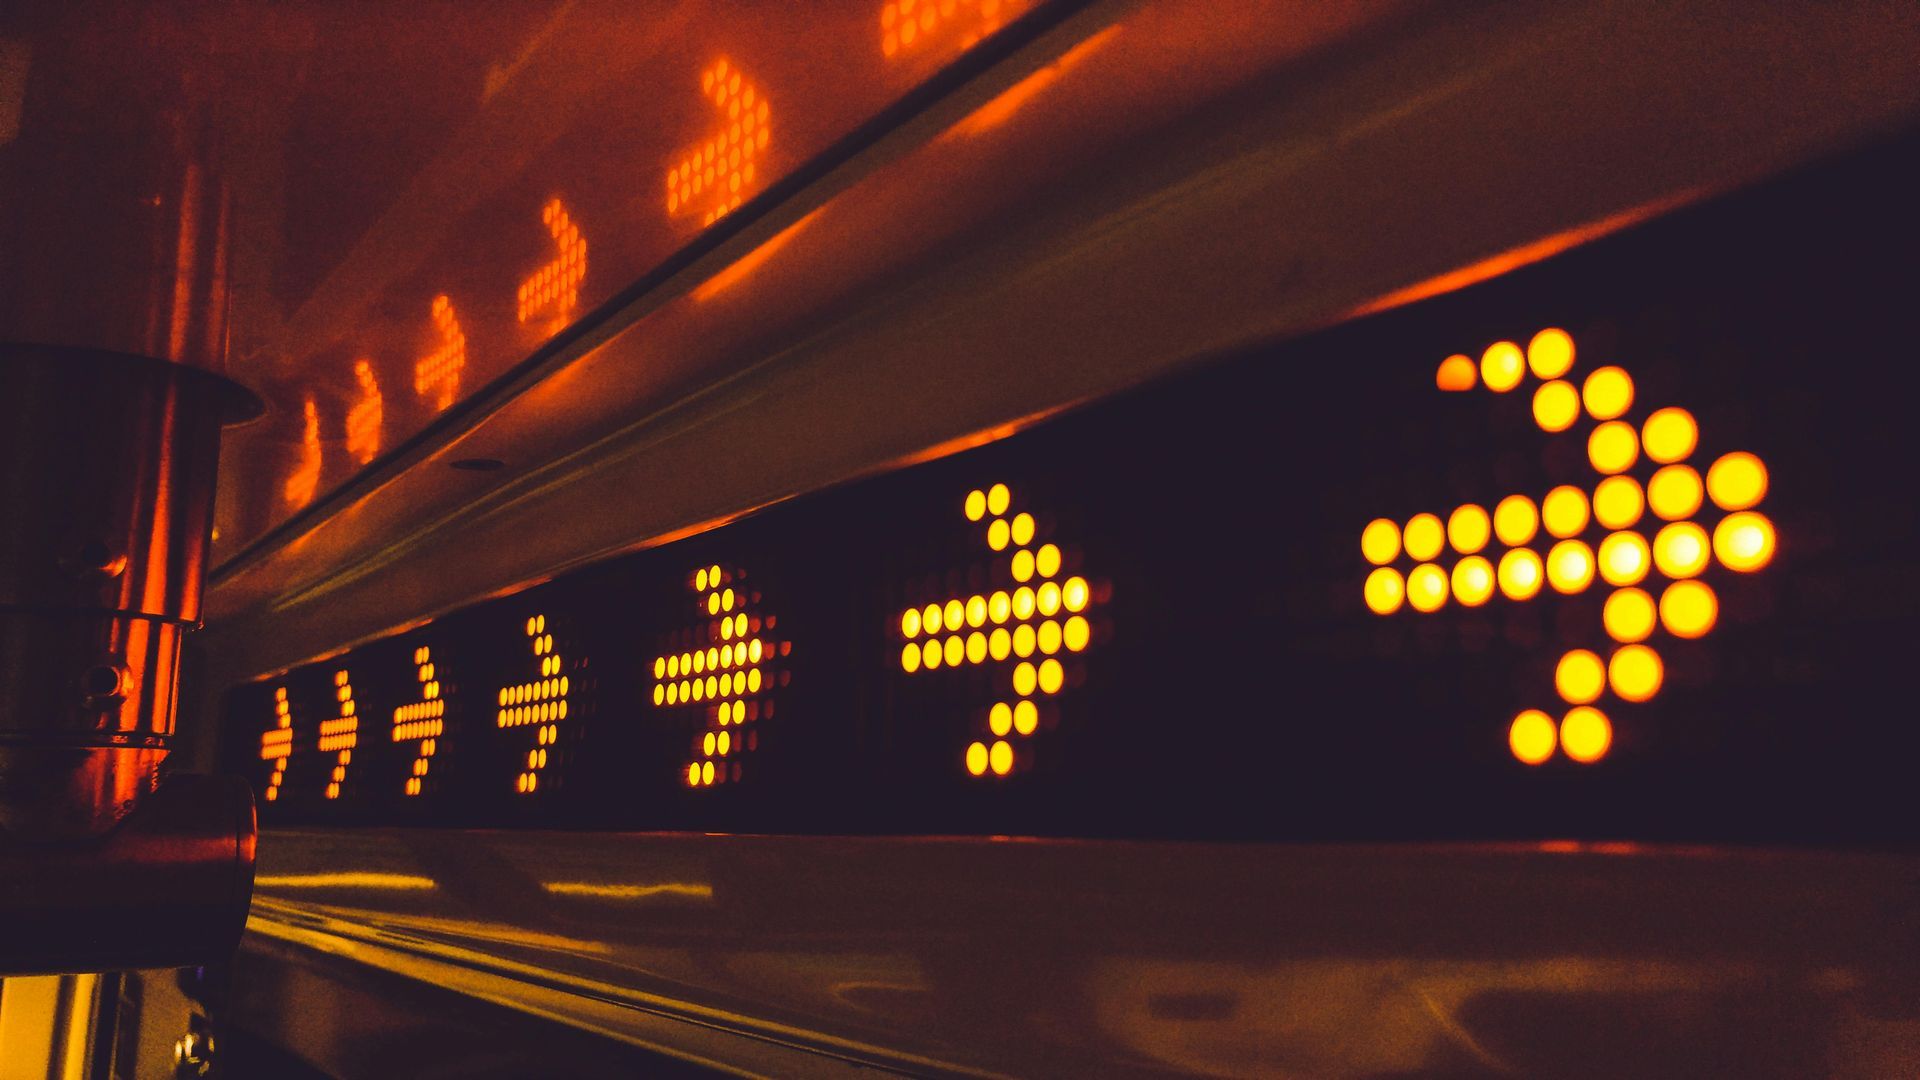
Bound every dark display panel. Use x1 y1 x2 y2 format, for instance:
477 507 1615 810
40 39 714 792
224 133 1920 846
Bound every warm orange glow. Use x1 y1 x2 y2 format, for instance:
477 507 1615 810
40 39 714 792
1652 521 1711 579
1451 556 1495 607
1546 539 1595 594
884 0 1031 58
261 687 293 802
942 24 1116 138
1713 511 1776 572
692 209 822 302
318 669 358 800
1527 328 1575 379
1659 579 1718 639
1403 513 1445 561
1447 505 1491 554
499 614 566 795
1602 587 1656 643
1592 476 1644 530
1608 644 1663 703
283 397 322 508
1647 464 1704 521
1493 495 1538 547
1640 407 1697 464
1509 709 1557 765
668 59 770 228
1531 380 1580 432
1597 531 1650 587
1581 366 1634 420
1364 567 1406 615
416 295 467 411
1706 451 1769 511
1435 354 1476 391
393 645 447 797
1406 564 1448 613
1360 518 1400 564
346 359 383 466
1480 341 1525 392
1497 548 1544 601
1587 420 1639 474
1554 649 1605 704
1542 485 1590 539
517 198 587 325
1559 706 1612 763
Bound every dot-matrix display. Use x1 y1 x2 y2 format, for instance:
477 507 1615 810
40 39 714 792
649 565 786 788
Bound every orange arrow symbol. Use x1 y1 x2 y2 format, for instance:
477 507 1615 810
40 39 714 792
282 396 322 508
1362 327 1776 766
650 565 787 789
666 58 769 227
517 198 586 326
346 359 382 465
415 295 466 411
259 686 293 802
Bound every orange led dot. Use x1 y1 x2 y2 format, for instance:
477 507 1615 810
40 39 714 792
1641 407 1698 464
966 742 988 776
1493 495 1539 547
1647 464 1704 521
1597 531 1651 587
1547 539 1595 594
901 608 921 638
989 740 1013 776
1452 556 1495 607
1608 644 1664 703
1588 420 1640 475
1436 354 1477 391
1532 380 1581 432
989 702 1013 736
964 489 987 521
1581 366 1634 420
1659 579 1718 639
1364 567 1405 615
1447 505 1491 554
1497 548 1544 601
1480 341 1525 392
1592 475 1644 530
1406 563 1448 613
1509 709 1557 765
1063 616 1090 652
1706 452 1769 511
1603 587 1657 643
1652 521 1711 579
1542 485 1590 538
1403 514 1445 561
1527 327 1575 379
1361 518 1401 565
1555 649 1606 704
987 483 1011 515
1713 511 1776 573
1035 544 1062 578
1559 706 1612 763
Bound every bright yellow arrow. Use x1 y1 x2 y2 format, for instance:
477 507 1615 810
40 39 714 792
650 565 785 789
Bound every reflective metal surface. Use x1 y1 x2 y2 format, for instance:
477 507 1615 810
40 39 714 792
245 829 1920 1077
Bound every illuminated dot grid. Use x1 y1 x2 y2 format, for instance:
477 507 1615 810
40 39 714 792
282 397 322 508
393 645 446 798
497 615 568 795
516 199 587 325
665 59 769 227
899 482 1095 779
650 565 787 789
1376 327 1776 765
317 670 358 800
415 295 466 411
346 359 383 466
881 0 1029 57
259 687 293 802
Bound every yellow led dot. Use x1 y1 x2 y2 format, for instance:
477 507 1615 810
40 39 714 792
1643 468 1702 526
1037 659 1064 694
1546 539 1595 594
966 632 987 664
1012 623 1036 658
901 608 921 638
700 762 714 785
1063 616 1090 652
1588 420 1639 475
966 595 987 627
1542 485 1590 538
1361 518 1401 565
1037 620 1061 654
1036 582 1061 617
1608 644 1664 703
687 763 700 786
653 657 666 679
1555 649 1606 704
1659 579 1718 639
1062 577 1089 613
989 702 1012 737
1641 407 1698 464
1652 521 1711 579
703 731 717 756
1497 548 1544 601
989 627 1012 660
708 593 721 615
1706 452 1769 511
1011 513 1035 547
1509 709 1557 765
1597 531 1651 587
1447 504 1491 554
1493 495 1539 547
1406 563 1449 613
1559 706 1612 764
987 483 1011 516
1713 511 1776 573
922 639 941 670
1364 567 1405 615
1480 341 1525 392
989 591 1012 623
989 740 1013 776
696 568 709 591
1012 700 1038 735
1436 354 1477 391
653 684 666 705
944 599 964 630
1452 556 1495 607
1012 549 1035 582
1013 587 1036 620
1528 327 1575 379
1404 514 1445 561
1532 380 1580 433
944 635 964 667
966 741 989 776
1035 544 1062 578
965 489 987 521
988 519 1010 551
1602 587 1656 643
1013 663 1037 696
923 603 943 635
1582 366 1634 420
1593 475 1644 530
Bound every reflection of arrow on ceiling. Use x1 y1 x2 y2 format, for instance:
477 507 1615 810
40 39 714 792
516 198 586 326
346 359 382 465
650 565 785 789
415 294 465 411
899 483 1095 779
665 58 769 228
1362 328 1776 766
282 396 322 507
881 0 1029 58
